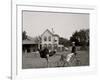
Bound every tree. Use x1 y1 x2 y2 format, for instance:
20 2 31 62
59 37 70 47
34 36 42 49
70 29 89 46
70 31 80 46
34 36 41 43
22 31 27 40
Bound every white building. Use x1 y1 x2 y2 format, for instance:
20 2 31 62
41 29 59 50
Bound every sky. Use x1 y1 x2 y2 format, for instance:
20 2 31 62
23 11 89 40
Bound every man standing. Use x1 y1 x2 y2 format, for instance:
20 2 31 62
71 42 77 55
71 42 80 66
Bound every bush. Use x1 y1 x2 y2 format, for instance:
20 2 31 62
80 46 89 51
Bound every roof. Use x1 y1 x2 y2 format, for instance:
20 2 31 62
41 29 53 37
58 44 64 47
41 29 59 37
53 34 59 37
22 40 38 45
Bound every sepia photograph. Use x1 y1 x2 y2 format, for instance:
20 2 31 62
22 10 89 69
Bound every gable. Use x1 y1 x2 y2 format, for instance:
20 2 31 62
41 29 53 37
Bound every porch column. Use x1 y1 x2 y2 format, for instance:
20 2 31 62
30 45 33 53
25 49 27 54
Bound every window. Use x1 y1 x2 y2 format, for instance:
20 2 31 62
44 44 47 48
54 38 57 42
48 36 51 41
54 44 57 49
55 39 57 42
44 36 47 41
48 44 52 49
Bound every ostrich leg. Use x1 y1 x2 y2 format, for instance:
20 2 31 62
46 54 49 67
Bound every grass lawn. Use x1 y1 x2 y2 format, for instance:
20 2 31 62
22 50 89 69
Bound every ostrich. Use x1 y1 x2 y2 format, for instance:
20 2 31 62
37 48 56 67
37 48 49 67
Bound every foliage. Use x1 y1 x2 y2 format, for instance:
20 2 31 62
22 31 27 40
34 36 41 43
70 29 89 46
59 37 70 47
